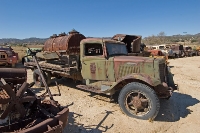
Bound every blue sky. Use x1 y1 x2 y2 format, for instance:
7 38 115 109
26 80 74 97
0 0 199 39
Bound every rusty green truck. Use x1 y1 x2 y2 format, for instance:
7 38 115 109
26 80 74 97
24 30 177 120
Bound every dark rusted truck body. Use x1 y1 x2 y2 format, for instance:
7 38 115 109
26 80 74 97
183 46 196 57
112 34 151 57
170 44 185 58
24 30 177 120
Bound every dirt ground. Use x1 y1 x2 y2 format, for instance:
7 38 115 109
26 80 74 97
26 56 200 133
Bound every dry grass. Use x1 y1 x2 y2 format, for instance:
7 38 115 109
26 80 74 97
12 45 43 62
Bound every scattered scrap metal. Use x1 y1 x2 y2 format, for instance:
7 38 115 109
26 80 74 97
0 48 69 133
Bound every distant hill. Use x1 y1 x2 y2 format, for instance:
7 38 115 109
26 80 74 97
142 33 200 45
0 33 200 45
0 37 47 45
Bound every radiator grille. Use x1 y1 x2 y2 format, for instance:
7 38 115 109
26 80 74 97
118 64 140 78
159 63 166 82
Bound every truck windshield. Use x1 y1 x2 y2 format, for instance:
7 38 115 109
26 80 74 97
106 43 128 56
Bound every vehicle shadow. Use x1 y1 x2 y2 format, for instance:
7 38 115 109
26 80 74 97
50 77 78 88
155 92 200 122
29 87 45 94
47 78 200 123
63 110 114 133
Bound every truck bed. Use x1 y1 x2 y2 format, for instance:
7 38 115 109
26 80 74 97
24 60 78 76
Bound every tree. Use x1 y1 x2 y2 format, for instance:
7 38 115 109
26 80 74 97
142 32 166 45
157 31 166 44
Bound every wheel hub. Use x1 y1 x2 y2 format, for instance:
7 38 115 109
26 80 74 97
132 96 143 110
127 92 149 115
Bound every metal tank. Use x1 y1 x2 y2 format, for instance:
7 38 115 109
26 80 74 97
44 29 86 54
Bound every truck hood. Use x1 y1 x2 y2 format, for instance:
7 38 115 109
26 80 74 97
114 56 154 63
113 56 157 80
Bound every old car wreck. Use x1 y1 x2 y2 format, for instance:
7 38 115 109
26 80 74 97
0 45 18 67
0 52 69 133
24 29 178 121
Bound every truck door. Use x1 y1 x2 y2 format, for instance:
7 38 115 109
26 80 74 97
81 43 107 80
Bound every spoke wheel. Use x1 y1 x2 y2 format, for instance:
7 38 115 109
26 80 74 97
126 91 150 116
118 82 160 120
0 81 36 119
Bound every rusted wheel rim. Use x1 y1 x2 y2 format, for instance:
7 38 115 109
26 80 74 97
125 91 150 116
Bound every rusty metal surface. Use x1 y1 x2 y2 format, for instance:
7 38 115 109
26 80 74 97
0 52 69 133
0 68 27 85
125 91 149 115
148 49 164 56
112 34 141 53
0 98 69 133
0 80 34 119
113 56 154 80
44 37 55 51
42 52 59 60
171 44 184 51
0 46 18 67
44 29 86 54
76 84 102 93
154 83 173 98
0 79 69 132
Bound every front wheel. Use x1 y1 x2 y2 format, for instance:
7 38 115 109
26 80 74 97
118 82 160 120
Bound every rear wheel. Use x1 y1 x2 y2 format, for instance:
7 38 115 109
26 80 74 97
198 51 200 56
118 82 160 120
33 69 51 87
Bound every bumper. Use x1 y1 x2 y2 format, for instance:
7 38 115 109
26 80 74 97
155 67 178 99
154 82 177 99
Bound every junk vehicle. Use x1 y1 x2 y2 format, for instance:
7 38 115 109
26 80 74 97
0 49 69 133
144 46 169 63
151 45 174 59
170 44 185 58
183 46 196 57
0 45 18 67
24 29 177 120
158 44 175 59
193 46 200 56
22 47 43 65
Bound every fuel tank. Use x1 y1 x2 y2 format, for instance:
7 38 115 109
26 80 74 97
44 29 86 54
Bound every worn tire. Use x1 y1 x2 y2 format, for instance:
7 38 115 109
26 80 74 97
45 71 52 85
118 82 160 120
33 69 51 87
22 57 25 65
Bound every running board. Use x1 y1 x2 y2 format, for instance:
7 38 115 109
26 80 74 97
76 85 103 94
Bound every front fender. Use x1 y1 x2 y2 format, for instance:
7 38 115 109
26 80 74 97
104 73 161 94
